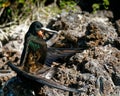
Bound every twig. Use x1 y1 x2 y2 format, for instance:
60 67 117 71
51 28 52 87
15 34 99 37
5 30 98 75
0 7 5 17
0 21 17 28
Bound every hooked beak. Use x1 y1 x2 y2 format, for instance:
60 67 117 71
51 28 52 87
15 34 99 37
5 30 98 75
40 27 58 34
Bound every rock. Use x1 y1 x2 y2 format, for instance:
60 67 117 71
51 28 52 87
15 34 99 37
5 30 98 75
48 11 117 48
115 19 120 36
85 21 117 47
114 37 120 50
0 9 120 96
44 10 120 95
92 10 114 21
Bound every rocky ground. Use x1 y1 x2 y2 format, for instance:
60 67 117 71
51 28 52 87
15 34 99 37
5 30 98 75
0 8 120 96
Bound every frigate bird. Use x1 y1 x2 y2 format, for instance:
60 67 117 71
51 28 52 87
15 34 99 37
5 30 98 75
7 21 84 94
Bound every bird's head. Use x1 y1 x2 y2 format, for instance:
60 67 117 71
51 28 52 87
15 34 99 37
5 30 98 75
28 21 58 39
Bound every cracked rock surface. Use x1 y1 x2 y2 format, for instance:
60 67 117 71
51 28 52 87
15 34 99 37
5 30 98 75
0 10 120 96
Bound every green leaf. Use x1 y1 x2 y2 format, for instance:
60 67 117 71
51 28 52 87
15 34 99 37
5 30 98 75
19 0 25 3
92 3 100 13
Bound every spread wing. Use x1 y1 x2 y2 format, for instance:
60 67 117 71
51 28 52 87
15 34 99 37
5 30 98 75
45 48 83 66
7 62 84 93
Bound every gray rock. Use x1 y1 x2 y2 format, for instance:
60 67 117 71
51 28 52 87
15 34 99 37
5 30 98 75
0 10 120 96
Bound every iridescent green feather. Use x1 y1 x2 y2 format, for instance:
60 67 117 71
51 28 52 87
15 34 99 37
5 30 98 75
29 41 41 52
